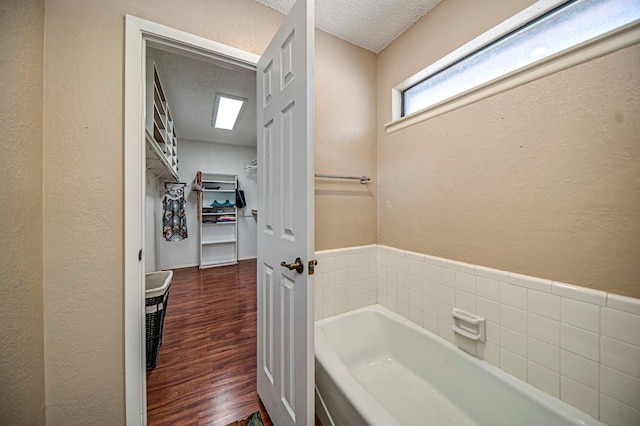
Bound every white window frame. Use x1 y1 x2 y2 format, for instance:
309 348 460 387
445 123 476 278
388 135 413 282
385 0 640 134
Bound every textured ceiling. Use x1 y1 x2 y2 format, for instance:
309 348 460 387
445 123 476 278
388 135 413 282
148 48 257 146
253 0 441 53
147 1 441 146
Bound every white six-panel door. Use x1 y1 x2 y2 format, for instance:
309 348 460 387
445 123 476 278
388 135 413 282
256 0 315 425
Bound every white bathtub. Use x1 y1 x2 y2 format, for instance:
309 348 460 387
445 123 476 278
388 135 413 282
315 305 602 426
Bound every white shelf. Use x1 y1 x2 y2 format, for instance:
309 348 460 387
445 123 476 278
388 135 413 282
145 61 178 179
196 172 238 268
202 179 235 184
202 238 236 245
145 130 179 181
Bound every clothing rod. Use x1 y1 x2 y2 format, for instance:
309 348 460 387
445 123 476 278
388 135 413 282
314 174 371 184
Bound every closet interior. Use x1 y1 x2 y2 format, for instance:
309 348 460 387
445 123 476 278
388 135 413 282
144 46 258 274
142 45 260 410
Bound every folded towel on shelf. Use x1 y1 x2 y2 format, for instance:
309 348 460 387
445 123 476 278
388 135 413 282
210 200 235 207
217 216 236 222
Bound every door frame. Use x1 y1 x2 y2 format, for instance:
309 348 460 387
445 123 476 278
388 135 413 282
124 16 259 425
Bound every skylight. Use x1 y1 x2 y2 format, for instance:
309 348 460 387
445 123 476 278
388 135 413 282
213 93 246 130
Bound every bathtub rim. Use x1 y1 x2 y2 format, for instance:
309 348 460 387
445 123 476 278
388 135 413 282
315 304 603 426
315 308 401 426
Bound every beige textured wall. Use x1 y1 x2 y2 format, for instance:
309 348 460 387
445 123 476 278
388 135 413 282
315 30 377 250
377 0 640 297
42 0 374 423
0 1 46 424
42 0 283 423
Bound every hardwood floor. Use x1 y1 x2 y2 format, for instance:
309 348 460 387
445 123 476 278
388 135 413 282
146 260 272 426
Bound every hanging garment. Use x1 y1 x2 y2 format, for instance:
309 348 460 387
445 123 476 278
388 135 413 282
235 181 247 208
163 184 188 241
192 171 203 192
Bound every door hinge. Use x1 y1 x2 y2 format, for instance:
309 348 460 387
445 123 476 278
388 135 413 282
308 259 318 275
138 249 142 261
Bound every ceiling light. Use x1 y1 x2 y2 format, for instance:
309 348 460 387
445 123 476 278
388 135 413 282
212 93 246 130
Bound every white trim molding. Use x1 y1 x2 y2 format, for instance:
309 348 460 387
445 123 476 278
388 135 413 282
124 16 146 426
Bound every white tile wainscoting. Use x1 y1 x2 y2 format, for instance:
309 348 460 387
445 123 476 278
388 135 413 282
314 245 378 318
314 245 640 426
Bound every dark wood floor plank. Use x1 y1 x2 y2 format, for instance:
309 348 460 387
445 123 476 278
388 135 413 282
147 260 322 426
146 260 273 426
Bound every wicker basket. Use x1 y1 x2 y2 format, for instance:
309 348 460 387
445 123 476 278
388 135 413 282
145 271 173 369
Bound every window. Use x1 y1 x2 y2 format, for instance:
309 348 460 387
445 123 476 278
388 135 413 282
387 0 640 133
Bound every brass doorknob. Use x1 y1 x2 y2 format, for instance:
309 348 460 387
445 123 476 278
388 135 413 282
281 257 304 274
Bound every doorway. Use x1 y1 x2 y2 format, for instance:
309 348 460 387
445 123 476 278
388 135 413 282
124 16 261 424
126 8 315 423
143 43 259 422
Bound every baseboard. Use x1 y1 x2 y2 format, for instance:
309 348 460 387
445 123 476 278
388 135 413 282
238 256 257 261
161 262 199 270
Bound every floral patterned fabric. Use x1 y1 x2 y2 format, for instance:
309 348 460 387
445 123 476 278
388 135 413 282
163 185 187 241
225 411 263 426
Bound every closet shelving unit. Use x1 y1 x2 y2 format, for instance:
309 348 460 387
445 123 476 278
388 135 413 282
145 61 179 180
195 172 238 268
